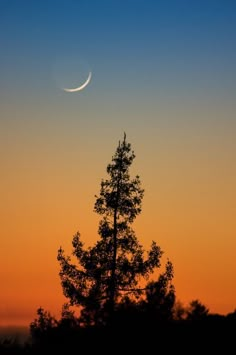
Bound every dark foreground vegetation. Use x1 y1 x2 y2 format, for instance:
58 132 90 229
1 306 236 354
2 134 235 353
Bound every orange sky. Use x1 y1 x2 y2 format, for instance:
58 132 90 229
1 106 236 326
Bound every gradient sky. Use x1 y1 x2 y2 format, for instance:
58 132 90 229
1 0 236 326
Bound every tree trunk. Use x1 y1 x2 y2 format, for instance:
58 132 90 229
109 205 117 322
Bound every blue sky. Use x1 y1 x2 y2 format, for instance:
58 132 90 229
1 0 235 99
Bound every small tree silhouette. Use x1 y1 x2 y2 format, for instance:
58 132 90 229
57 133 175 326
186 299 209 321
30 307 58 344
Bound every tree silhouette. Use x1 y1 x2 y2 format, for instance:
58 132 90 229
186 299 209 321
57 133 175 326
30 307 58 345
143 259 175 322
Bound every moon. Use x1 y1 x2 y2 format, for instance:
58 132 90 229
62 71 92 92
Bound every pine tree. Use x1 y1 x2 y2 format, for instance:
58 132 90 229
57 133 174 326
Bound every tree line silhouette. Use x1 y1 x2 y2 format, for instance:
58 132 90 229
1 134 236 354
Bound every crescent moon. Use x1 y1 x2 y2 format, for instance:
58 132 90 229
63 71 92 92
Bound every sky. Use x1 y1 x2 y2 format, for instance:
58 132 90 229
0 0 236 326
